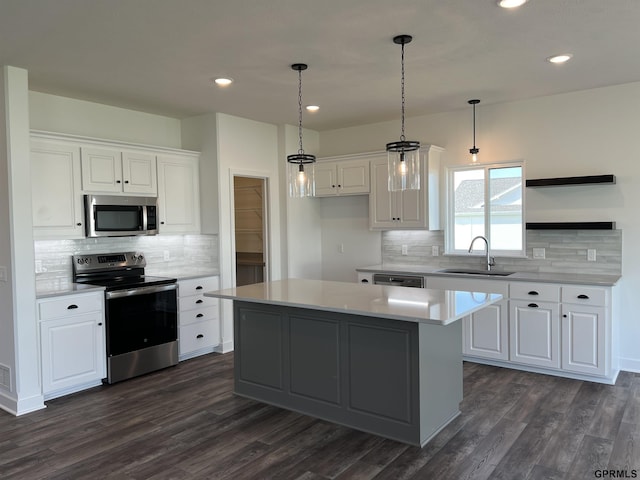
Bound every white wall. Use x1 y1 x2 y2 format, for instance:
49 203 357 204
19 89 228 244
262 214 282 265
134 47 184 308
29 91 182 148
0 67 42 415
281 124 323 280
215 113 283 352
320 81 640 371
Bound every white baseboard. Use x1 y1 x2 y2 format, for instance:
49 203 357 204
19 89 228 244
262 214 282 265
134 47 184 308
619 357 640 373
214 340 234 354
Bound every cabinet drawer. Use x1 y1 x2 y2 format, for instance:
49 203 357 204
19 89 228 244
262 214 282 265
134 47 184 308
179 321 218 354
509 282 559 302
39 293 103 320
179 294 218 311
561 286 608 306
178 276 219 297
179 306 219 326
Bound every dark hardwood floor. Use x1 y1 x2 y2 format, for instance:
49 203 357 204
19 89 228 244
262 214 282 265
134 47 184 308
1 353 639 479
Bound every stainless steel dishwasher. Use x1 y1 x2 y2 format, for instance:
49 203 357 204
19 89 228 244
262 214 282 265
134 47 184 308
372 273 425 288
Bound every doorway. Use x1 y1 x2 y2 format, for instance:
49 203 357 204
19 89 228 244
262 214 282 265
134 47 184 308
233 176 267 286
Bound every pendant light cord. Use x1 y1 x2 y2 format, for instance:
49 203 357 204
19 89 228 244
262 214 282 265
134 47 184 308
400 41 406 142
472 102 476 149
297 68 304 156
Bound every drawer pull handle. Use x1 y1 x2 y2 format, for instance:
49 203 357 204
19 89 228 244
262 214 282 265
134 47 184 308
361 279 369 283
196 299 203 304
577 294 590 299
528 303 539 308
528 291 539 296
67 304 78 309
196 286 203 290
196 313 204 318
196 334 204 339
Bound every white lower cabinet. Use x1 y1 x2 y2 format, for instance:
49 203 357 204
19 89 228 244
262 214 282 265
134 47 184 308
178 276 220 360
426 276 509 361
38 291 106 399
420 274 616 383
509 300 560 369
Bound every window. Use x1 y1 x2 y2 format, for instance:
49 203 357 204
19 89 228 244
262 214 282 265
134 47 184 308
446 162 524 256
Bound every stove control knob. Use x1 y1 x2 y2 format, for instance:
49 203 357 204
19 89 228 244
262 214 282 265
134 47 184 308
138 254 144 261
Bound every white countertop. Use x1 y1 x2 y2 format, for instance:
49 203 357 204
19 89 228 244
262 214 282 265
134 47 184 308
205 278 502 326
357 263 621 286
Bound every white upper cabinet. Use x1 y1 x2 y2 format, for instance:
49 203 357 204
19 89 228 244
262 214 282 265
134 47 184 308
81 146 157 195
31 137 84 239
369 145 442 230
157 153 201 234
314 157 370 197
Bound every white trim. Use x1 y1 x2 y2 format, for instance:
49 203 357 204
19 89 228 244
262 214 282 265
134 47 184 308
618 357 640 373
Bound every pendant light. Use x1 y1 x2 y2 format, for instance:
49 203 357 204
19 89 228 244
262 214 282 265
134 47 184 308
468 99 480 163
387 34 420 192
287 63 316 198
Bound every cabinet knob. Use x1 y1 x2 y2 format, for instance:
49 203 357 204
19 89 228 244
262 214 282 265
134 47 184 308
124 180 129 184
332 185 336 188
527 303 539 308
161 221 165 225
338 184 342 188
116 180 121 184
196 334 204 339
563 314 567 318
577 294 590 299
528 291 539 295
67 304 78 310
98 322 103 326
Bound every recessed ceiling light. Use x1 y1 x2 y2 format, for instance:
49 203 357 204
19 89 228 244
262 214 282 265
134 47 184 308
213 77 233 86
306 105 319 112
497 0 528 8
547 54 573 64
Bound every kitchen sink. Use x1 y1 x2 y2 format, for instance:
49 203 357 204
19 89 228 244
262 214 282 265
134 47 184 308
436 268 515 277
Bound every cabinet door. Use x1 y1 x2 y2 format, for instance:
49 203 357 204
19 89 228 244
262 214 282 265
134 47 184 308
561 305 606 375
122 151 157 195
369 160 398 227
313 163 338 196
157 154 201 234
338 160 370 195
509 300 560 369
397 187 425 228
31 139 84 239
463 299 509 360
40 312 106 395
81 147 123 193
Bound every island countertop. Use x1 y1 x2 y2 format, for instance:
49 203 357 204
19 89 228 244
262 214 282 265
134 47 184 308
205 278 502 325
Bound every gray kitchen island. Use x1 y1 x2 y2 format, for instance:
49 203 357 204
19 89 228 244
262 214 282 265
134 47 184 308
205 279 501 447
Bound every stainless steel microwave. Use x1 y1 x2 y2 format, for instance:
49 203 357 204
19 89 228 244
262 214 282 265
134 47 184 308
84 194 158 237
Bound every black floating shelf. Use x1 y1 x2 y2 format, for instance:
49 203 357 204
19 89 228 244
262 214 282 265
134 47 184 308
525 174 616 188
526 222 616 230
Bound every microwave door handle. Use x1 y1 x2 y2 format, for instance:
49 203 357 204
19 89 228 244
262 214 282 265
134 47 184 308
141 205 147 231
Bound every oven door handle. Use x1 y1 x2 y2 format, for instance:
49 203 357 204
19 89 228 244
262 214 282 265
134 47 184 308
105 283 177 299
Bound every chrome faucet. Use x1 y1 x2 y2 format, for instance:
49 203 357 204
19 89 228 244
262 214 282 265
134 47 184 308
468 235 495 271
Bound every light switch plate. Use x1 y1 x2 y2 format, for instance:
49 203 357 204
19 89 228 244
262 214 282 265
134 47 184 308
587 249 597 262
432 245 439 257
532 248 545 259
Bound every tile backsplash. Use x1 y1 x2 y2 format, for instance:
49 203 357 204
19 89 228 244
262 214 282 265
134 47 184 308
382 230 622 275
34 234 218 290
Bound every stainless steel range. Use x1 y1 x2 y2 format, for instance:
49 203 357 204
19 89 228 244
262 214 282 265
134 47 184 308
72 251 178 384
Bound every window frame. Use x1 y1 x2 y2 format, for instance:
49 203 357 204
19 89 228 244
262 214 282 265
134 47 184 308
445 160 526 258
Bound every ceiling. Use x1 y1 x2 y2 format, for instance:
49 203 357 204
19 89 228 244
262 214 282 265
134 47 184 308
1 0 639 131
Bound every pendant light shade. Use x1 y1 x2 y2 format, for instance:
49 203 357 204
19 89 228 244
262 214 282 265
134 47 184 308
468 99 480 163
287 63 316 198
387 35 420 192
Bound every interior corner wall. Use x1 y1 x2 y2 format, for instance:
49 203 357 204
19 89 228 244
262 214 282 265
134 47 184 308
318 81 640 370
181 114 219 235
28 91 182 148
282 124 322 280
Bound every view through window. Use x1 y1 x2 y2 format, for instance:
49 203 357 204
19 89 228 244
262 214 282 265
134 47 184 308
447 163 524 255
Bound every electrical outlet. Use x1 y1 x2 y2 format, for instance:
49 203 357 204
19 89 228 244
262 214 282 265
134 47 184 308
0 266 7 283
432 245 439 257
163 250 170 261
587 249 597 262
532 248 546 260
401 245 408 256
35 260 43 273
338 243 344 254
